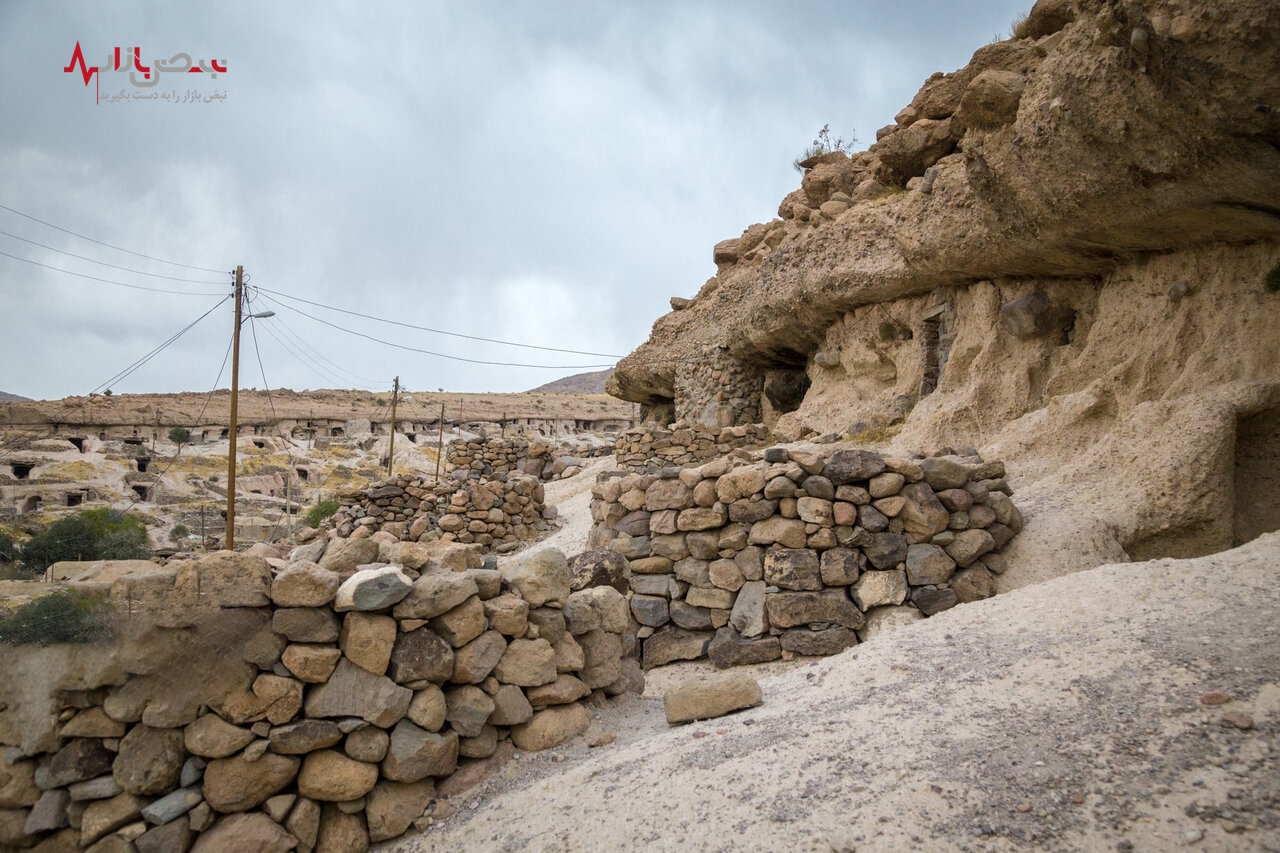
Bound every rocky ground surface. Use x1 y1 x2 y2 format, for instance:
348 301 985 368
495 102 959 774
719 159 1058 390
382 531 1280 853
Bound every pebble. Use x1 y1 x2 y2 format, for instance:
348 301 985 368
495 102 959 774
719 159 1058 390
1199 691 1231 706
1222 711 1253 730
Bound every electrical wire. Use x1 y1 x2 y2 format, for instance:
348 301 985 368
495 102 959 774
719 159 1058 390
115 330 235 518
247 316 304 543
255 319 367 389
256 286 625 358
90 296 232 395
0 250 228 296
0 230 227 284
254 293 615 370
0 202 225 274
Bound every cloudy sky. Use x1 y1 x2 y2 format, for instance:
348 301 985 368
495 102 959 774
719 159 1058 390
0 0 1028 402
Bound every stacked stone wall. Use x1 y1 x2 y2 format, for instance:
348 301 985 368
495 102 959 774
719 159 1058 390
446 437 611 482
588 445 1022 668
330 473 551 554
0 546 639 850
613 423 769 472
674 346 764 427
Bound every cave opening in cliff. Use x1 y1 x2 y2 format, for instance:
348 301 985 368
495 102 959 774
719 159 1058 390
136 458 150 473
11 463 33 479
252 439 266 449
330 427 344 438
296 468 309 482
1234 405 1280 546
67 437 85 452
123 438 143 447
131 484 152 502
65 492 82 507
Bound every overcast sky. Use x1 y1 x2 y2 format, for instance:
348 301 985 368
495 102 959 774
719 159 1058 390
0 0 1028 402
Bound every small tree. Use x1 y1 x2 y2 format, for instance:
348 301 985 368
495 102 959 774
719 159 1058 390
169 524 190 545
19 509 151 573
168 426 191 444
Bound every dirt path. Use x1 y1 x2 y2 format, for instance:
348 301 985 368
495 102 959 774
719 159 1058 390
382 533 1280 852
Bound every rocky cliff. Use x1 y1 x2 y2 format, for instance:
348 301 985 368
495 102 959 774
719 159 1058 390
609 0 1280 590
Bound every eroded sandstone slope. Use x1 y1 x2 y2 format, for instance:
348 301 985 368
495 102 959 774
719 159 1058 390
609 0 1280 589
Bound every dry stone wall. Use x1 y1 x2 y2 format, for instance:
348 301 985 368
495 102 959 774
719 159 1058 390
588 445 1022 668
674 346 764 427
446 437 611 481
0 545 639 851
330 473 552 554
613 423 770 472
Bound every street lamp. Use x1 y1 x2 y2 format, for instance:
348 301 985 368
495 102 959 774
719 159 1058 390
225 267 274 550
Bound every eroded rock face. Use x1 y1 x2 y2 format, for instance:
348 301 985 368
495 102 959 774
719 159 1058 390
609 0 1280 430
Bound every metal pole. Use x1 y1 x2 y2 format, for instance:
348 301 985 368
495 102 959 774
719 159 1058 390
226 265 243 551
386 376 399 477
434 401 446 481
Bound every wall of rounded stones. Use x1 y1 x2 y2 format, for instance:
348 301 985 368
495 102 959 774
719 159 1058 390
446 437 612 482
587 445 1022 668
613 423 770 473
330 473 552 555
0 546 640 851
674 346 764 427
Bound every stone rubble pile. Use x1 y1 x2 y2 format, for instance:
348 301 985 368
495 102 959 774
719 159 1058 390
588 445 1022 668
445 437 611 483
613 423 770 473
330 473 553 554
0 544 640 851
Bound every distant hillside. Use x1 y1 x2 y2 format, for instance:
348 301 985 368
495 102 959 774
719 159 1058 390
0 391 31 403
528 369 614 395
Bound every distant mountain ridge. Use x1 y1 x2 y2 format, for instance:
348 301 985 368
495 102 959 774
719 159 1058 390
528 369 614 395
0 391 31 403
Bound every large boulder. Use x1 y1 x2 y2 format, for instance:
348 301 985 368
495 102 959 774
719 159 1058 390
303 659 412 727
664 672 763 724
111 726 185 796
270 562 339 607
567 548 631 594
202 753 299 812
501 548 570 607
317 538 380 574
333 565 414 612
173 551 271 608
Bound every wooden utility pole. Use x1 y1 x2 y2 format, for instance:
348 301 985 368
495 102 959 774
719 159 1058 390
226 265 243 551
434 401 446 481
386 376 399 477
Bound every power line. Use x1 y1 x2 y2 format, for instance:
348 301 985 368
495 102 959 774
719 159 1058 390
247 316 303 544
256 286 625 358
254 293 615 370
0 229 227 284
0 249 228 296
0 202 225 274
116 331 236 518
90 296 232 394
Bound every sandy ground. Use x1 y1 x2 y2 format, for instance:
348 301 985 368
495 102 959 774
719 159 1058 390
377 476 1280 853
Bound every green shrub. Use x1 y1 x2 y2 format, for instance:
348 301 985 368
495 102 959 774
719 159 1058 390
170 523 190 544
0 591 114 645
168 426 191 444
304 499 340 528
19 509 150 573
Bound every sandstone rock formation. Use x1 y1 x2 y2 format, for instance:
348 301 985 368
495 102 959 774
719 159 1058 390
608 0 1280 589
